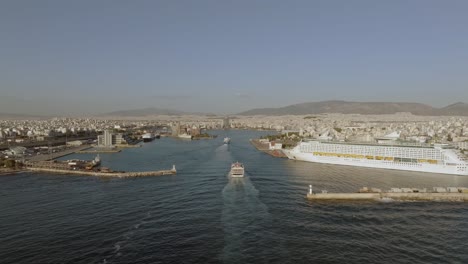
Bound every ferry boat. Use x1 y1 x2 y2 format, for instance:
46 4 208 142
230 162 245 177
224 137 231 144
283 140 468 176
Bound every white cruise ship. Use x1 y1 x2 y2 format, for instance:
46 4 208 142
283 140 468 176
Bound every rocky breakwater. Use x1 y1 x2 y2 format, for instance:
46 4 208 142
27 165 177 178
307 186 468 202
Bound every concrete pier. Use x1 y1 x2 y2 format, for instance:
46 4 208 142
307 187 468 202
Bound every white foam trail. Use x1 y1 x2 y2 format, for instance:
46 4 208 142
113 244 121 253
102 211 153 263
221 173 271 263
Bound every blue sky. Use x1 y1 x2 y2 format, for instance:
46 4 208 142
1 0 467 115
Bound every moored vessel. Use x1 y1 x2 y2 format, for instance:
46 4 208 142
283 140 468 176
142 133 154 142
85 154 101 170
178 133 193 140
230 162 244 177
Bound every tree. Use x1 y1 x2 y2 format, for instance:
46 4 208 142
5 159 15 168
447 134 453 142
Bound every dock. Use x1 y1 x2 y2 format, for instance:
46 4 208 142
250 139 287 158
306 186 468 202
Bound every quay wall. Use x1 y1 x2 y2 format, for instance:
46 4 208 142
308 193 379 200
307 192 468 202
384 192 468 201
27 167 176 178
250 139 287 158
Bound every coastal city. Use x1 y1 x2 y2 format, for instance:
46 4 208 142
1 113 468 175
3 1 468 263
2 113 468 154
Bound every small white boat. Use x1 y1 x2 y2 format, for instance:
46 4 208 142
224 137 231 144
230 162 244 177
178 133 193 140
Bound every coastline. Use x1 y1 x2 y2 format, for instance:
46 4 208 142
0 169 27 176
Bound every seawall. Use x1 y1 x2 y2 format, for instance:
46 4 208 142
307 192 468 202
27 167 177 178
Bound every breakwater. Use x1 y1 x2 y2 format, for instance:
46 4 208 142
27 166 177 178
307 186 468 202
0 169 26 176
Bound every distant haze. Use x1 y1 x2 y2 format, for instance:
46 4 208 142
1 1 468 115
238 101 468 116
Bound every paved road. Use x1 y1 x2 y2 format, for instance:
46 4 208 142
27 145 92 162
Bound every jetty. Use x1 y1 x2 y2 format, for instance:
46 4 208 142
306 185 468 202
26 165 177 178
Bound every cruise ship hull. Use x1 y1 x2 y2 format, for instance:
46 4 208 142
283 148 468 176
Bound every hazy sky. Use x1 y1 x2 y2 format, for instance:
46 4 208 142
1 0 468 115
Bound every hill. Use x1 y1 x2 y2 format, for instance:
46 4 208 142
439 102 468 116
238 101 468 116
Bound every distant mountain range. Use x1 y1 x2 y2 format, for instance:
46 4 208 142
100 107 210 117
238 101 468 116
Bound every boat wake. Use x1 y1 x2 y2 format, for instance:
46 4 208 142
221 173 273 263
101 212 152 263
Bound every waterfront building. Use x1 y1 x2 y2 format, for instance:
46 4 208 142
97 130 113 147
66 140 83 146
5 146 27 157
223 117 230 129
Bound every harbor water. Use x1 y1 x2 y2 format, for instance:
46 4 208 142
1 130 468 263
